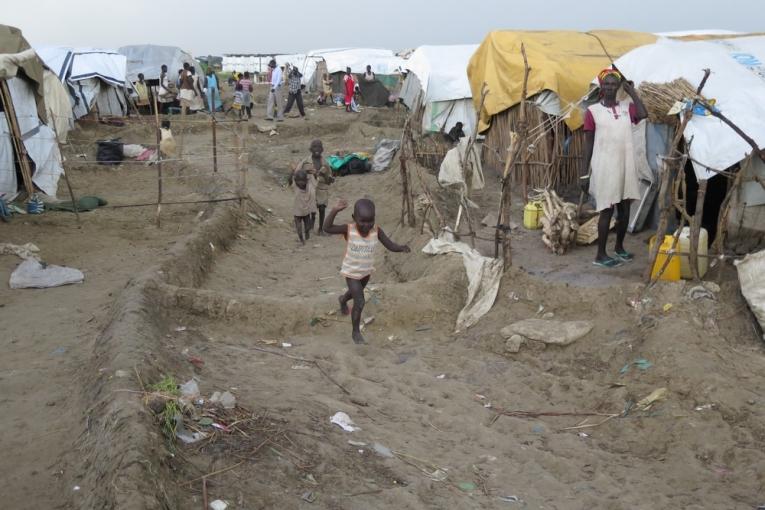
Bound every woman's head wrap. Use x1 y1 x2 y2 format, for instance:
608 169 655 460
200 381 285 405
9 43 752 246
597 67 623 85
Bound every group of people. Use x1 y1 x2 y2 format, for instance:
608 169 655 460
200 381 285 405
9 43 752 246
148 62 221 115
290 139 409 344
317 64 377 112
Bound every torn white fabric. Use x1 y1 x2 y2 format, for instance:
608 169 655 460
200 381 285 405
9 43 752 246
422 231 503 331
10 259 84 289
735 249 765 338
438 137 485 191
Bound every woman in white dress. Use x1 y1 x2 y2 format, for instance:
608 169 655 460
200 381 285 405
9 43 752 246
582 68 647 268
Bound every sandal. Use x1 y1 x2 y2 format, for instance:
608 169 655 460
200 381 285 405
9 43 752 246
592 257 622 268
615 250 634 262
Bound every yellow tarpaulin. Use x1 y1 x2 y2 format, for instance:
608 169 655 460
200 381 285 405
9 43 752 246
467 30 657 132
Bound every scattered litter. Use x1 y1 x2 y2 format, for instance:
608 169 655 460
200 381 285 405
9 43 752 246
179 379 200 399
532 424 545 434
209 500 228 510
259 339 278 345
176 427 208 444
415 325 432 332
269 129 278 137
330 412 360 432
635 387 668 411
198 417 214 427
688 285 715 301
483 402 492 408
348 440 367 447
304 474 318 485
210 391 236 409
372 442 394 458
695 404 714 411
428 469 449 482
387 335 398 341
498 495 522 503
501 319 593 346
10 259 84 289
301 491 316 503
475 394 487 401
0 242 40 260
281 342 293 348
662 303 673 312
51 347 67 355
175 326 187 332
209 242 215 251
504 334 525 353
73 486 80 491
187 356 204 369
291 364 311 370
578 432 590 438
542 312 555 319
247 212 263 223
360 316 375 331
620 358 653 375
115 369 129 378
457 481 477 492
436 374 446 379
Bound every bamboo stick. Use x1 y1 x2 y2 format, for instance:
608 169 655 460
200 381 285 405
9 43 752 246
689 179 708 280
48 112 80 223
153 95 163 228
0 80 35 197
212 89 218 173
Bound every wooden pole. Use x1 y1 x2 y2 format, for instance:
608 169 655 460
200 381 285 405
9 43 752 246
0 81 35 198
238 120 247 213
689 179 708 280
211 89 218 173
154 95 163 228
519 45 531 204
644 69 710 280
48 111 80 223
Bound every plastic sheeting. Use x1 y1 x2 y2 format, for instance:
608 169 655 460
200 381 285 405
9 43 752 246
43 70 73 142
438 137 484 191
467 30 657 132
37 47 128 119
303 48 404 88
608 35 765 181
118 45 194 82
735 249 765 338
402 45 478 136
422 231 502 332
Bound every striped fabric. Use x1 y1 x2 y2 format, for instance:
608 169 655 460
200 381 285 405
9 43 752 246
340 224 378 280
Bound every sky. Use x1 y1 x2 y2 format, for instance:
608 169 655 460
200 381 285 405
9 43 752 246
5 0 761 56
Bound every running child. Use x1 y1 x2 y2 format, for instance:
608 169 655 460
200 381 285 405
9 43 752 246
289 167 317 245
323 198 410 344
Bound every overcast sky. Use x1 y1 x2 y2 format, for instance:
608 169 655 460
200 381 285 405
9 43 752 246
6 0 760 56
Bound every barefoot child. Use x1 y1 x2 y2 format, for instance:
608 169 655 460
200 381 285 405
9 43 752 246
323 198 410 344
308 139 334 234
289 167 317 244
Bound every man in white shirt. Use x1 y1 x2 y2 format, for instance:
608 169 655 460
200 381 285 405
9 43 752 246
266 62 284 121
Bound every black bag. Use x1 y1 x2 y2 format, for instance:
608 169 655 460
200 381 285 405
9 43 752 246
96 139 124 165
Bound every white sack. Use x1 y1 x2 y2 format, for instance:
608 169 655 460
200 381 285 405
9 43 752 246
10 259 84 289
735 249 765 338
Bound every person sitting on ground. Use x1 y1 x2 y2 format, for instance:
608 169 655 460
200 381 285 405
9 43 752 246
581 68 647 268
289 166 318 245
363 65 376 82
446 122 466 143
284 67 307 119
323 198 410 344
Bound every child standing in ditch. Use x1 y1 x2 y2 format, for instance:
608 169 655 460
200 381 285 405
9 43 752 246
289 166 317 245
323 198 410 344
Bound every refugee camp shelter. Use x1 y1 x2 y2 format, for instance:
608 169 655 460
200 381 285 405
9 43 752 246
303 48 405 106
118 44 194 82
399 45 479 136
610 35 765 237
222 53 307 81
467 30 657 191
0 25 65 201
37 47 130 119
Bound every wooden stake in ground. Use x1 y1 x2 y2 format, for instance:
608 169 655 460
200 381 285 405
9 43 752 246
644 69 710 280
211 89 218 173
0 80 35 198
689 179 708 280
153 95 163 228
238 120 247 213
398 116 416 228
48 110 80 223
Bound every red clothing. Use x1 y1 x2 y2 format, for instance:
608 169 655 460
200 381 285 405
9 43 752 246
584 102 638 131
344 74 355 106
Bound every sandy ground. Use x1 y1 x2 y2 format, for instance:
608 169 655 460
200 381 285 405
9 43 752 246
2 91 765 509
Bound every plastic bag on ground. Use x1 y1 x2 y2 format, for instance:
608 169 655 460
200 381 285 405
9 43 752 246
10 259 84 289
371 139 400 172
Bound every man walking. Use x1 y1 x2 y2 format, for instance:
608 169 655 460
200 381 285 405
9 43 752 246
284 67 307 119
266 61 284 121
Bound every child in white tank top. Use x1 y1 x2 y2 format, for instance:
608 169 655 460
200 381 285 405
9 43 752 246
323 198 410 344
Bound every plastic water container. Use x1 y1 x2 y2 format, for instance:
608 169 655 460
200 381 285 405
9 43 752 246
523 201 543 230
649 235 681 281
676 227 709 279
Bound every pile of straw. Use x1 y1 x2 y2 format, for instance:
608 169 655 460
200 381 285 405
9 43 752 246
638 78 704 124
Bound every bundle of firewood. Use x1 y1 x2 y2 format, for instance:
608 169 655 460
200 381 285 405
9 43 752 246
532 189 579 255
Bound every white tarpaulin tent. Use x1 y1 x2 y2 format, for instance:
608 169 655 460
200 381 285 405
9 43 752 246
609 35 765 181
400 45 478 136
303 48 404 86
0 48 64 200
37 47 129 119
222 53 307 76
118 44 194 82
